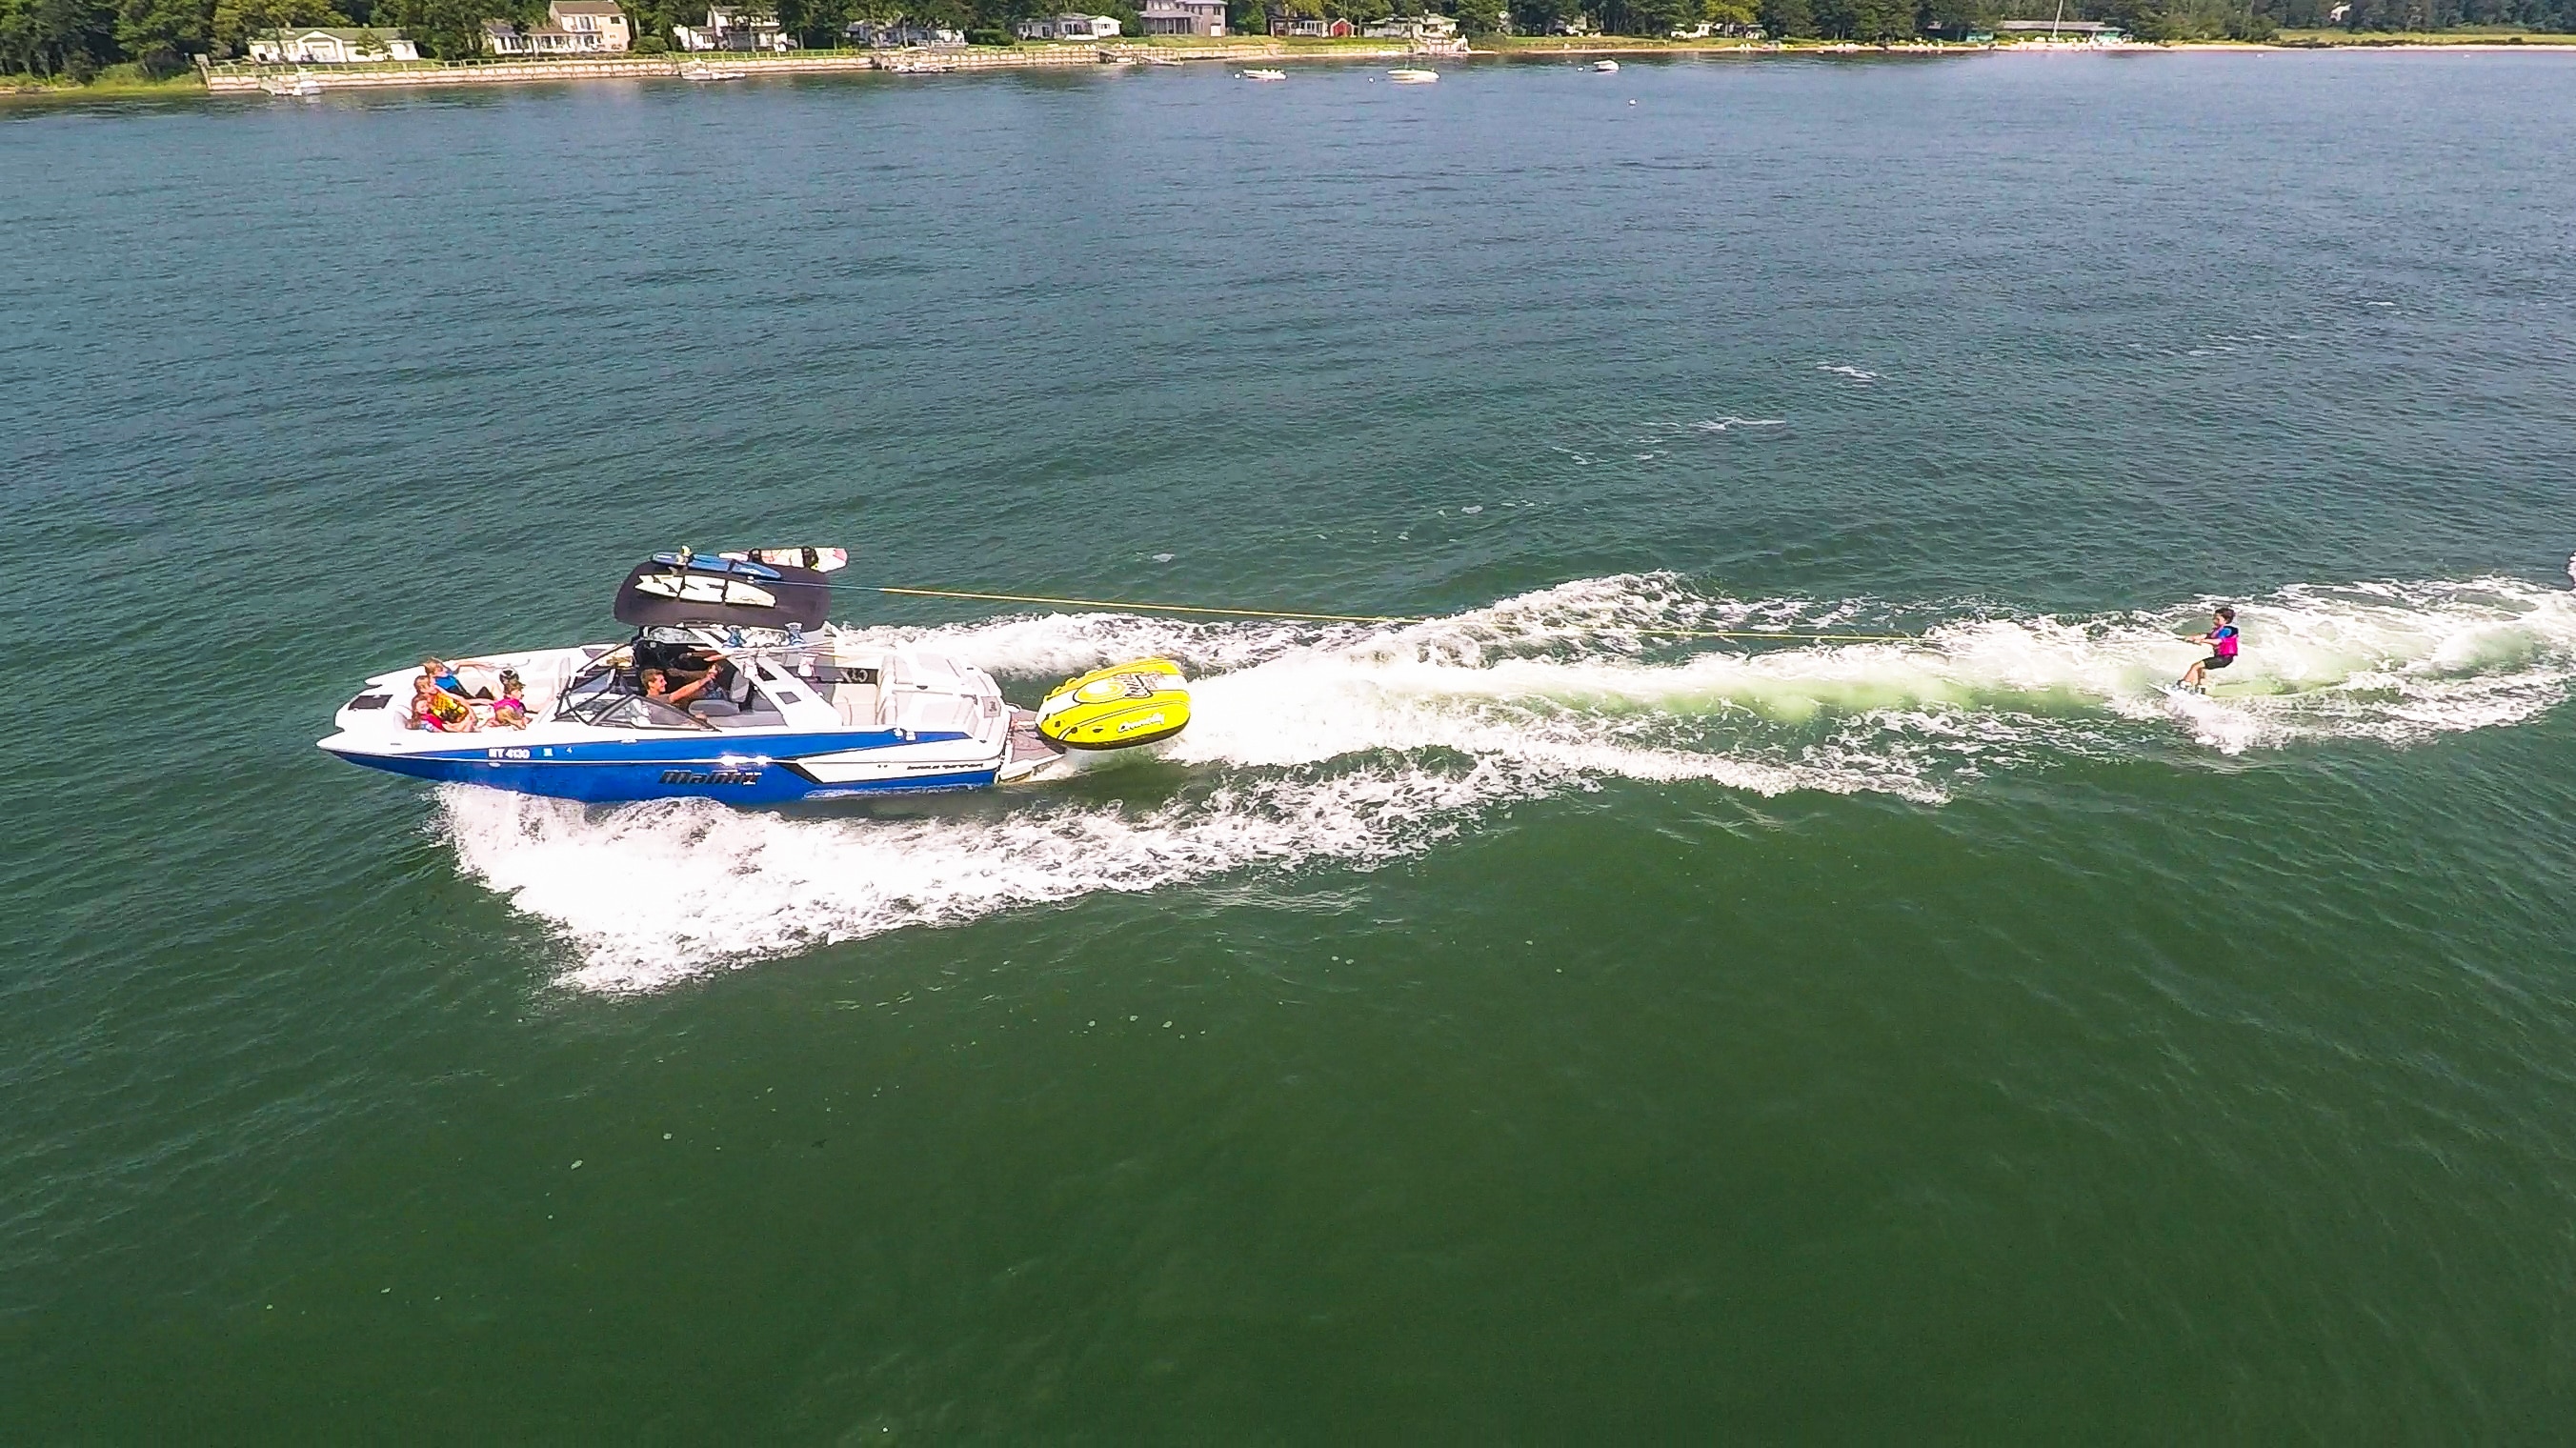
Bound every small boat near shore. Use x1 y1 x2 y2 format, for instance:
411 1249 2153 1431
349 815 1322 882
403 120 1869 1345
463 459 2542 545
1591 58 1619 71
679 59 745 81
319 552 1189 807
1239 67 1287 80
1387 67 1439 83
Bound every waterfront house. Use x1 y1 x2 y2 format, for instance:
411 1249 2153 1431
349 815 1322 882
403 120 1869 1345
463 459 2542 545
1360 12 1456 38
1995 18 2128 42
485 2 634 54
1267 13 1354 35
1140 0 1226 36
549 1 633 49
674 7 789 50
247 26 421 62
847 19 967 45
1013 12 1123 39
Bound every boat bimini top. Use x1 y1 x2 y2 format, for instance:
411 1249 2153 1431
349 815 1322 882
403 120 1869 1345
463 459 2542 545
611 551 834 632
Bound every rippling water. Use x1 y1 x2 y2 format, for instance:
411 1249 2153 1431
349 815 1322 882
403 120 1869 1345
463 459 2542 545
7 51 2576 1437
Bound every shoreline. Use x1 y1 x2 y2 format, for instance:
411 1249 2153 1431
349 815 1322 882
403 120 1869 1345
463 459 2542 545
193 44 1417 94
9 31 2571 102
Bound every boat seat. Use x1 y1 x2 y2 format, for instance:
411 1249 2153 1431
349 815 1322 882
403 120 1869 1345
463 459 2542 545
831 680 880 727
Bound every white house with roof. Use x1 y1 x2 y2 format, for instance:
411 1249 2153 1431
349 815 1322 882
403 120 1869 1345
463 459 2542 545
1140 0 1224 34
1013 12 1122 39
486 1 633 53
1360 12 1455 38
674 6 789 50
847 18 966 45
549 1 632 48
247 26 420 61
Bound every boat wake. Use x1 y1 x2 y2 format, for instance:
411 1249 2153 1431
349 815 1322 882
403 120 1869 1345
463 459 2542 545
439 570 2576 992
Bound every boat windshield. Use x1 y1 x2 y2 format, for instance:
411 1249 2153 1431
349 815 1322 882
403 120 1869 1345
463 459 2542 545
592 695 717 732
553 652 718 732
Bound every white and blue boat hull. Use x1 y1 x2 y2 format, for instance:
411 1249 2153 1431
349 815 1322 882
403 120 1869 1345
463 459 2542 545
329 732 1006 805
321 626 1061 807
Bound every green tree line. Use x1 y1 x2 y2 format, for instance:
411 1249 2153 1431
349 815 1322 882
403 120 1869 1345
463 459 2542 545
1246 0 2570 34
6 0 2567 79
1760 0 2571 39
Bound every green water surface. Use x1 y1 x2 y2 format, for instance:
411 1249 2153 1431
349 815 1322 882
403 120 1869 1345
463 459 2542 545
7 51 2576 1438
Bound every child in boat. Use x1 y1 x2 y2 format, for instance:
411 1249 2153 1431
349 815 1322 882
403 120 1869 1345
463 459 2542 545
423 655 494 700
489 669 530 729
2178 607 2240 693
409 674 474 732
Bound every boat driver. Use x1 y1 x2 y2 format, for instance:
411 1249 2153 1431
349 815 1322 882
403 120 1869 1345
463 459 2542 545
635 637 728 691
640 668 715 715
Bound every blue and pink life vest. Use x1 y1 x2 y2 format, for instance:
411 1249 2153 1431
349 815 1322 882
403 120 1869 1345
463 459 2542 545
2211 624 2240 657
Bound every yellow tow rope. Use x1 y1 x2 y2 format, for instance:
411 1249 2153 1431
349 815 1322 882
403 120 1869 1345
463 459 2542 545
871 585 1919 645
875 586 1409 625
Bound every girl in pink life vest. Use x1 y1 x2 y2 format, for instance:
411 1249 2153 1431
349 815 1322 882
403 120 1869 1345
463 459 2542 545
488 669 531 730
2179 606 2240 693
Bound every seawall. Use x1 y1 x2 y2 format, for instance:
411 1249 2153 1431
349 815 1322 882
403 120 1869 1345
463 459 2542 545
201 43 1425 93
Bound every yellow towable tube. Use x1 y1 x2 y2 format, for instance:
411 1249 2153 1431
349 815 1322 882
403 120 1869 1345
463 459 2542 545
1036 658 1191 751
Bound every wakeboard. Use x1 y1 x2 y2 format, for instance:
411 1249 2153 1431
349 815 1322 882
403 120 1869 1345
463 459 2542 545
720 547 849 573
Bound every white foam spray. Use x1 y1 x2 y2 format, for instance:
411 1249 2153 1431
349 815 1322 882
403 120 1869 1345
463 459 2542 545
438 571 2576 991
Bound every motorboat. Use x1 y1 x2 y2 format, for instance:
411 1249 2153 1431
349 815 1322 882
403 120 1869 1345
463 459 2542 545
1591 58 1619 71
318 552 1188 806
1239 67 1287 80
1387 67 1439 83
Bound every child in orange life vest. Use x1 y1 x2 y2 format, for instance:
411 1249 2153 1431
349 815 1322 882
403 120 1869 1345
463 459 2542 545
409 674 473 731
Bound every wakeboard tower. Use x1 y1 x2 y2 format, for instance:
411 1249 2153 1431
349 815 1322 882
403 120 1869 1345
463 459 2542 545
317 550 1189 806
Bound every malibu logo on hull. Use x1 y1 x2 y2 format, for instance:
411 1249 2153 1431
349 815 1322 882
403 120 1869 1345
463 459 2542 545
661 768 762 786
